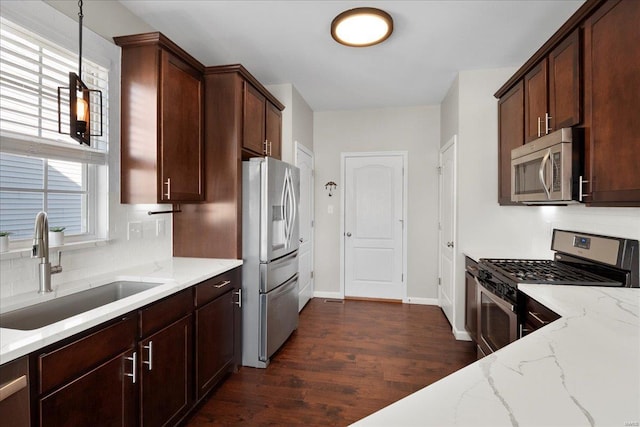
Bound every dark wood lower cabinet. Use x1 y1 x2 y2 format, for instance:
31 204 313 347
0 356 30 427
17 267 242 426
39 349 136 427
196 290 234 400
140 315 192 426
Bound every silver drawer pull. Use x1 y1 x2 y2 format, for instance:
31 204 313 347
125 352 137 384
164 178 171 199
0 375 27 402
233 289 242 308
529 311 550 325
214 280 231 289
143 341 153 371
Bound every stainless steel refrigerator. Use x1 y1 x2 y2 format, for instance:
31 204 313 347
242 157 300 368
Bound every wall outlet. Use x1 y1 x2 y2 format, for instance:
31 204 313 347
128 221 142 240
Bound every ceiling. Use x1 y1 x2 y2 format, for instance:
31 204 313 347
118 0 585 111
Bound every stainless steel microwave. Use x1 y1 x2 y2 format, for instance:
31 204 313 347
511 128 583 204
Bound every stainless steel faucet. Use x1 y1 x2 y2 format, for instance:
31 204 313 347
32 211 62 293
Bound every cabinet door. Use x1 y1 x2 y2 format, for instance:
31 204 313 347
548 29 581 130
160 50 204 202
39 349 136 427
265 101 282 159
195 290 235 401
584 0 640 205
0 357 30 427
140 315 192 427
497 81 524 205
524 58 548 142
243 82 266 155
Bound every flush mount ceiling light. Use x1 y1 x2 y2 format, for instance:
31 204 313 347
331 7 393 47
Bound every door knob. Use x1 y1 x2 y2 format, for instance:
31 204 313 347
447 242 454 248
299 238 304 243
346 232 352 237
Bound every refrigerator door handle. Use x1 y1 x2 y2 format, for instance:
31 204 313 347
288 169 297 248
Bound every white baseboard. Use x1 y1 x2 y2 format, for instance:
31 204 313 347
453 327 472 341
403 297 439 306
313 291 343 300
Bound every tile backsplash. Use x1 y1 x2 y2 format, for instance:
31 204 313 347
0 192 172 299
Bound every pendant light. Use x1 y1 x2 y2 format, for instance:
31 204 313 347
57 0 102 146
331 7 393 47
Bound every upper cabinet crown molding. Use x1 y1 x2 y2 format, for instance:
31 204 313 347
113 32 205 73
205 64 285 111
494 0 606 99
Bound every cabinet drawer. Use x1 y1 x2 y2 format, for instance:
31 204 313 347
524 296 560 330
195 268 240 307
38 316 136 395
139 289 193 338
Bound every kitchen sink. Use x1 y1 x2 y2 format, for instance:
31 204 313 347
0 281 163 330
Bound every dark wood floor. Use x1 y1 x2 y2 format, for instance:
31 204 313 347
186 298 476 426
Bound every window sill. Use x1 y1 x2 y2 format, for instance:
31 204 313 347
0 239 110 261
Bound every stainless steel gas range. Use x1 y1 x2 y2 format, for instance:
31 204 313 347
473 229 638 356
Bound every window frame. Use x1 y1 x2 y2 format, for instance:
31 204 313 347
0 2 120 249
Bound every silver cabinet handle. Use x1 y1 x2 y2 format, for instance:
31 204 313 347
143 341 153 371
233 288 242 308
0 375 27 402
545 112 552 134
214 280 231 289
125 351 137 383
538 149 551 200
529 311 550 325
164 178 171 200
263 140 268 155
537 116 542 137
578 175 589 202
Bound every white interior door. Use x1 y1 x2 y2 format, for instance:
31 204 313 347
438 137 457 326
343 154 405 300
295 142 314 311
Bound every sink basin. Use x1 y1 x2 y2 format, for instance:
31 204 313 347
0 281 163 330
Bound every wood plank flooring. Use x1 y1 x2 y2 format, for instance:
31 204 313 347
186 298 476 426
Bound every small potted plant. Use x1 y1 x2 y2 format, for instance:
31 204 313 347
0 231 11 253
49 226 66 246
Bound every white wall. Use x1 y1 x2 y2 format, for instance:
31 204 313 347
0 1 171 300
448 68 640 336
313 106 441 301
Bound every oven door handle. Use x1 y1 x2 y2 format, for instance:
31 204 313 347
475 278 515 312
538 149 552 200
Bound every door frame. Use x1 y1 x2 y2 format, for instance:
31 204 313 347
339 151 408 300
294 141 315 308
438 136 457 329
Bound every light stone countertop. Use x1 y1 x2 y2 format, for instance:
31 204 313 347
0 257 242 365
353 284 640 426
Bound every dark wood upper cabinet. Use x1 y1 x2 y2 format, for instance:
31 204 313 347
548 29 582 130
583 0 640 205
173 65 284 259
243 82 268 155
524 59 549 143
495 0 639 206
266 101 283 160
524 29 581 143
497 81 524 205
114 32 204 204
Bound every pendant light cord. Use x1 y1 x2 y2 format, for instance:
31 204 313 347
77 0 83 78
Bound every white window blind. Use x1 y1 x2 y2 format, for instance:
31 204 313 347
0 17 109 240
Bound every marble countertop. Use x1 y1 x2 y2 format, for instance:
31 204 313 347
353 285 640 426
0 257 242 365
